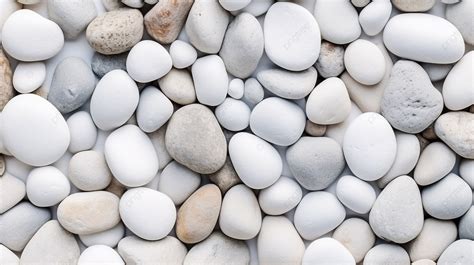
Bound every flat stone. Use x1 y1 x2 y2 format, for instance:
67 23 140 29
91 52 128 78
257 67 317 100
166 104 227 174
47 0 97 39
118 236 187 265
344 39 386 85
0 48 13 110
435 111 474 159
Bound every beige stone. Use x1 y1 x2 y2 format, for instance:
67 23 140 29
0 48 13 110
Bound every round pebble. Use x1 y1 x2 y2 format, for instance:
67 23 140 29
136 86 173 133
79 223 125 248
12 62 45 93
68 150 112 191
303 238 355 265
314 0 361 44
443 51 474 111
215 98 251 131
78 245 124 265
414 142 456 186
332 218 375 263
0 173 26 214
66 111 98 154
437 239 474 265
47 0 98 40
336 175 376 214
258 176 302 216
315 41 345 78
26 166 70 207
363 244 410 265
192 55 228 106
158 161 201 205
228 78 244 99
126 40 172 83
459 159 474 189
170 40 197 69
344 39 386 85
118 236 187 265
257 67 317 100
435 111 474 159
158 68 196 105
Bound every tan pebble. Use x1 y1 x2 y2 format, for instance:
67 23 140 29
421 123 438 141
207 157 241 194
106 177 127 198
0 48 14 110
305 120 327 137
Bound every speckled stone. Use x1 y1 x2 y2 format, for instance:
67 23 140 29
91 52 128 78
0 48 13 111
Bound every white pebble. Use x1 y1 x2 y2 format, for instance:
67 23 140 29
12 62 45 93
137 86 173 133
170 40 197 69
258 176 302 215
67 111 98 154
158 161 201 205
68 151 112 191
79 223 125 248
215 98 251 131
219 0 251 11
78 245 124 265
26 166 70 207
336 175 376 214
314 0 361 44
303 238 355 265
191 55 228 106
442 51 474 110
359 0 392 36
344 39 386 85
228 78 244 99
126 40 172 83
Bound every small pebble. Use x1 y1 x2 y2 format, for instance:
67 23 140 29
227 78 244 99
257 67 317 100
437 239 474 265
258 176 302 216
126 40 172 83
207 157 241 194
66 111 98 153
219 0 251 11
26 166 70 207
344 39 386 85
68 150 112 191
392 0 436 12
445 0 474 45
302 238 355 265
359 0 392 36
78 245 124 265
192 55 228 106
458 206 474 240
414 142 456 186
459 159 474 188
158 161 201 205
215 98 251 131
0 173 25 214
435 111 474 159
170 40 197 69
242 78 264 108
315 41 345 78
442 51 474 110
118 236 187 265
158 68 196 105
314 0 361 44
136 86 173 133
332 218 376 263
79 223 125 248
336 175 376 214
0 48 13 110
363 244 410 265
91 52 128 78
304 120 327 137
12 62 45 94
47 0 97 39
121 0 143 8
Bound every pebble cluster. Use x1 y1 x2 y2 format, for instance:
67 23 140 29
0 0 473 264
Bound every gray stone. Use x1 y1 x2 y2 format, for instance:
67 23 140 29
459 206 474 240
438 240 474 265
381 60 443 133
363 244 410 265
158 68 196 105
369 176 424 244
0 48 13 111
48 57 96 114
286 137 344 190
0 202 51 251
183 232 250 265
257 67 317 100
220 12 263 78
435 111 474 159
392 0 436 12
91 52 128 78
305 120 327 137
47 0 97 39
148 124 172 170
86 9 144 55
422 173 472 220
165 104 227 174
101 0 124 11
118 236 187 265
242 78 264 108
315 41 345 78
207 157 241 194
20 220 80 264
351 0 370 8
0 173 25 214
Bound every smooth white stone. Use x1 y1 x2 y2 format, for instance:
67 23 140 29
294 192 346 240
383 13 465 64
359 0 392 36
228 78 244 99
258 176 302 215
0 0 22 42
119 187 176 240
257 67 318 100
2 94 70 166
343 112 396 181
414 142 456 186
0 173 25 214
68 150 112 191
3 156 31 182
104 125 159 187
67 111 98 154
344 39 386 85
364 244 410 265
191 55 228 106
12 62 45 94
26 166 70 207
303 238 355 265
0 244 19 265
332 218 376 263
219 184 262 240
250 97 306 146
443 51 474 110
229 132 282 189
126 40 172 83
326 102 362 146
437 239 474 265
219 0 251 11
169 40 197 69
241 0 272 16
158 161 201 205
422 63 453 82
90 70 139 131
306 77 351 125
158 68 196 105
1 9 64 61
459 159 474 189
136 86 173 133
78 245 124 265
118 236 187 265
336 175 376 214
264 2 321 71
314 0 361 44
215 98 251 131
79 223 125 248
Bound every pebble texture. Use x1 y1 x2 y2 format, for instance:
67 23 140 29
91 52 128 78
118 236 187 265
47 0 97 39
435 111 474 159
0 48 13 110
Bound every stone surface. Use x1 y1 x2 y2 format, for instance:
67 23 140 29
437 240 474 265
369 176 424 243
435 111 474 159
26 166 70 207
0 173 25 214
314 0 361 44
392 0 436 12
442 51 474 110
381 60 443 134
166 104 227 174
192 55 228 106
169 40 197 69
48 57 96 114
414 142 456 186
12 61 45 94
57 191 120 235
126 40 172 83
333 218 375 263
91 52 128 78
68 151 112 191
118 236 187 265
257 67 317 100
344 39 386 85
136 86 173 133
302 238 355 265
47 0 97 39
258 176 302 216
336 175 376 214
315 41 345 78
77 245 124 265
67 111 98 153
215 98 250 132
158 161 201 205
158 68 196 105
0 48 13 110
207 157 241 194
446 0 474 45
363 244 410 265
86 9 143 55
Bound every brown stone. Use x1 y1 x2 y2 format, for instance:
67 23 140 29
0 48 14 110
144 0 194 44
207 157 241 194
305 120 327 137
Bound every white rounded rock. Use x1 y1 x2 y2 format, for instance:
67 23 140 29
229 132 282 189
459 159 474 189
12 62 46 94
169 40 197 69
306 77 351 125
364 244 410 265
294 192 346 240
219 184 262 240
68 151 112 191
228 78 244 99
314 0 361 44
443 51 474 110
215 98 250 131
104 125 159 187
344 39 386 85
126 40 172 83
78 245 124 265
219 0 251 11
333 218 376 263
0 244 19 265
264 2 321 71
303 238 355 265
359 0 392 36
158 161 201 205
136 86 173 133
383 13 465 64
250 97 306 146
2 94 70 166
1 9 64 61
343 112 397 181
414 142 456 186
438 239 474 265
26 166 70 207
119 187 176 241
336 175 376 214
0 173 26 214
67 111 98 154
258 176 302 215
191 55 228 106
79 223 125 248
90 70 139 131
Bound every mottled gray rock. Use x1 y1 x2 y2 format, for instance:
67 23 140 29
0 48 13 111
381 60 443 133
392 0 436 12
91 52 128 78
437 240 474 265
242 78 264 108
183 232 250 265
47 0 97 39
165 104 227 174
0 202 51 251
207 157 241 194
286 137 344 190
48 57 96 113
363 244 410 265
459 206 474 240
422 173 472 220
220 12 263 78
20 220 80 265
315 41 345 78
86 9 144 55
257 67 317 100
435 111 474 159
118 236 187 265
369 176 424 243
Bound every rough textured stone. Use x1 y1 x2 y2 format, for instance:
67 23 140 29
435 112 474 159
392 0 436 12
91 52 128 78
315 41 345 78
0 48 13 111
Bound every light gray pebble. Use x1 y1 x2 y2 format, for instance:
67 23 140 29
122 0 144 8
392 0 436 12
445 0 473 45
458 206 474 240
315 41 345 78
158 68 196 105
48 57 96 114
118 236 187 265
435 111 474 159
257 67 317 100
242 78 264 108
381 60 443 133
305 120 327 137
437 239 474 265
47 0 98 39
91 52 128 78
101 0 124 11
363 244 410 265
148 124 172 170
351 0 370 8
